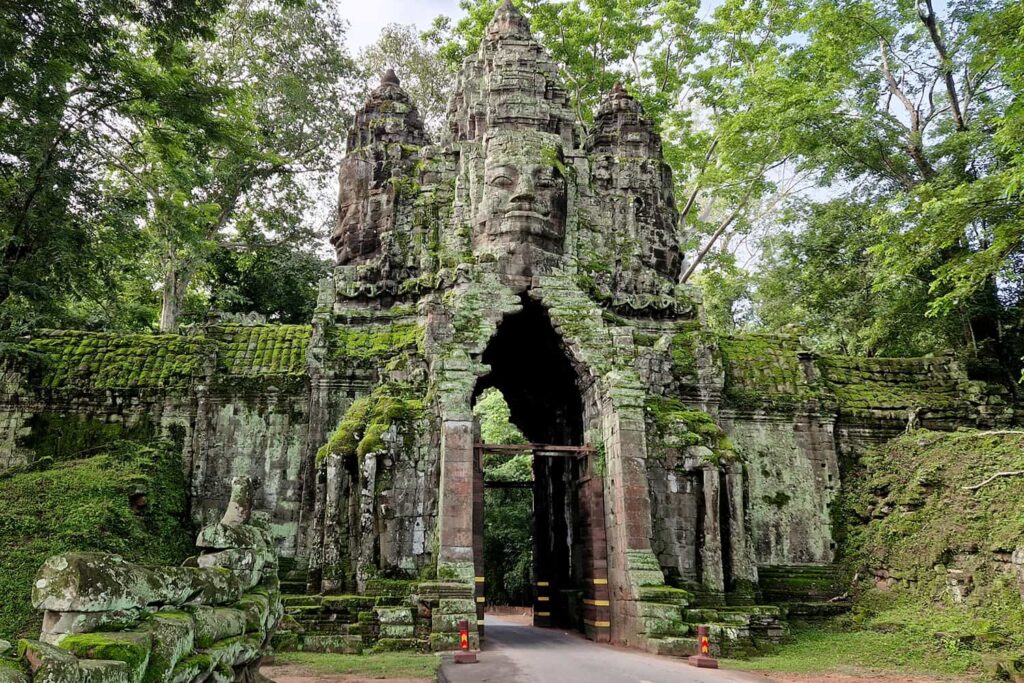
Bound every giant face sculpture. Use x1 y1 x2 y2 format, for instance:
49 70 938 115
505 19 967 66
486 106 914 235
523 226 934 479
331 156 376 265
473 131 567 256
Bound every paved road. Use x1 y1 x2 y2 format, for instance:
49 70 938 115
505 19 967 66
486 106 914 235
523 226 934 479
440 616 778 683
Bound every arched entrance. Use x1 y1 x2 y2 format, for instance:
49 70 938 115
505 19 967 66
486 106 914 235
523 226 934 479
470 298 611 641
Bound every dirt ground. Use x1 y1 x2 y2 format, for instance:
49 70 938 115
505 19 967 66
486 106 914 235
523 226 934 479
260 663 431 683
763 673 956 683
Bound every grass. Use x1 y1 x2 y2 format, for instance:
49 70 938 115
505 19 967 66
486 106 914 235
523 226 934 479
723 621 986 681
0 441 194 641
273 652 441 679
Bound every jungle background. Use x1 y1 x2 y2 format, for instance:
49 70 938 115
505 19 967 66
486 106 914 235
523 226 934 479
3 0 1024 679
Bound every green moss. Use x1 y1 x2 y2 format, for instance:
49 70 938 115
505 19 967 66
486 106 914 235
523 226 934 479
59 632 150 677
15 330 210 390
317 384 424 464
819 355 962 414
0 442 194 641
18 413 157 464
645 397 736 464
212 324 312 378
717 333 825 412
762 491 792 508
670 322 703 380
835 430 1024 668
327 323 423 364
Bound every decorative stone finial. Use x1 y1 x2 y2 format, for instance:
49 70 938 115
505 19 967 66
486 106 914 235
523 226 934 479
488 0 531 38
221 477 255 527
382 68 400 86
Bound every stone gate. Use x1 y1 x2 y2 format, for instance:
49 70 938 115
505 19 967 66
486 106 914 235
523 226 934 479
0 0 1020 657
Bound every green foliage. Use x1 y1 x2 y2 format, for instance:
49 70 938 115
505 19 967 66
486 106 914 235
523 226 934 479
0 0 354 334
205 237 330 325
0 0 227 333
0 441 195 641
474 388 527 446
724 619 985 678
827 430 1024 674
473 389 533 606
18 414 156 464
317 384 425 463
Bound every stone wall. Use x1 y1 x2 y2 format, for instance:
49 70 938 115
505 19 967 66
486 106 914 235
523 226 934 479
0 479 282 683
0 326 323 560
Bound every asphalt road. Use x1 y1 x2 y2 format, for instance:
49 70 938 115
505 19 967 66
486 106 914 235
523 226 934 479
440 616 778 683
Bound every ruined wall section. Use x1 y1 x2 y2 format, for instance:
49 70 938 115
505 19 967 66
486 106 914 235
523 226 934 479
1 479 283 683
0 326 314 559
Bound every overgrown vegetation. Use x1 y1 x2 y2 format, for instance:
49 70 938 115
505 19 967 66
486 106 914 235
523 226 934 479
317 384 425 463
474 388 533 606
837 430 1024 676
735 430 1024 680
0 441 195 641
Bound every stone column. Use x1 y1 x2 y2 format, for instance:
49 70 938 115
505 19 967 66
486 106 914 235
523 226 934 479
601 390 660 646
725 462 758 594
700 467 725 594
438 419 476 580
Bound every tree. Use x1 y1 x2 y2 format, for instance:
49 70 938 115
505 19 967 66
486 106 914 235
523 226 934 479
747 0 1023 368
148 0 354 331
0 0 227 333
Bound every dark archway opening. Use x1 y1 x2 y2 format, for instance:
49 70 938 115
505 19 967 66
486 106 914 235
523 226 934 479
472 297 593 633
474 297 583 445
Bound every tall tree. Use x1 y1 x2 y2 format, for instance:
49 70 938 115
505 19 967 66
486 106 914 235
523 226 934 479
149 0 354 331
0 0 227 332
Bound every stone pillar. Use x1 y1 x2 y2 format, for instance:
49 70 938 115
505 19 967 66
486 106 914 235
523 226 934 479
725 462 758 593
601 393 659 646
700 467 725 594
321 454 347 592
438 419 476 580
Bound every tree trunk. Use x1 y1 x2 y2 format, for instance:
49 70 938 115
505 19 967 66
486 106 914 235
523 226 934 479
159 260 190 333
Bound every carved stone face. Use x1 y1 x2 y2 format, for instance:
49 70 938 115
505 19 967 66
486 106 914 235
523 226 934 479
331 156 375 265
473 131 567 255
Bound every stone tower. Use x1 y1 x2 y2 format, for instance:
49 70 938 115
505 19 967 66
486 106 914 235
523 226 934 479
2 0 1017 660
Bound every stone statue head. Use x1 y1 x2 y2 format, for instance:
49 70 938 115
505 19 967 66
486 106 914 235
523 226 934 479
473 130 567 257
332 156 375 265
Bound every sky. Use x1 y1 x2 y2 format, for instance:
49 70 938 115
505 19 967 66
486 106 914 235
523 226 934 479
337 0 727 52
338 0 462 51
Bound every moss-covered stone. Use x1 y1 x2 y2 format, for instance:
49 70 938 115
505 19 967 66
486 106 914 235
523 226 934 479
140 613 193 683
58 632 151 683
840 430 1024 656
316 384 424 463
186 608 246 649
78 659 132 683
19 640 80 683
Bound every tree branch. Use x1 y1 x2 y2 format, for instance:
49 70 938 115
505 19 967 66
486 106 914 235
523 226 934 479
680 137 719 222
962 470 1024 491
917 0 966 131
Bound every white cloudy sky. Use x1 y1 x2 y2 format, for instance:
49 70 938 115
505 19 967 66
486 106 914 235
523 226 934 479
338 0 463 50
337 0 726 52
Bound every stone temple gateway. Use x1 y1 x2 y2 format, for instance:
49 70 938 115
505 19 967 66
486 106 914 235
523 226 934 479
1 0 1020 656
